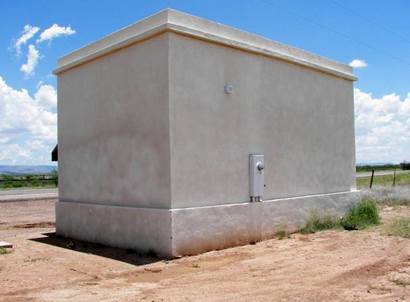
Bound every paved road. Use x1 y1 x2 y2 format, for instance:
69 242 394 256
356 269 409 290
0 188 57 202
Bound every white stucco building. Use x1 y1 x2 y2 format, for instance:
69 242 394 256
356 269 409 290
54 9 358 257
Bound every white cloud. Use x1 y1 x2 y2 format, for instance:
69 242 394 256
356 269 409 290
349 59 368 68
354 88 410 163
20 44 40 77
35 84 57 108
37 24 75 43
0 76 57 164
14 24 40 55
0 143 32 164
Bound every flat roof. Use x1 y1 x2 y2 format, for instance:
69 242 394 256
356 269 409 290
53 9 356 81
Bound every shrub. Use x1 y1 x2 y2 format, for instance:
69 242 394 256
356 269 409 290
51 169 58 186
341 199 380 230
0 247 10 255
275 222 291 239
300 211 341 234
276 229 291 240
356 164 400 172
300 199 380 234
400 162 410 170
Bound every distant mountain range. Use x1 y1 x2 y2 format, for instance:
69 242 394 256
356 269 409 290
0 165 57 175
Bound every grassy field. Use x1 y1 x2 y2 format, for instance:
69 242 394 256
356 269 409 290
356 164 401 172
0 173 57 190
356 171 410 189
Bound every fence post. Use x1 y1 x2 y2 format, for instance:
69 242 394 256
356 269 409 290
370 169 374 189
393 168 396 187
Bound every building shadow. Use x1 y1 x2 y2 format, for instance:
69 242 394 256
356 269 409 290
30 232 165 266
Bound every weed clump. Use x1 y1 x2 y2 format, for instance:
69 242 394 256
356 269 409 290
300 211 341 234
341 199 380 230
0 247 10 255
300 199 380 234
276 229 291 240
384 218 410 239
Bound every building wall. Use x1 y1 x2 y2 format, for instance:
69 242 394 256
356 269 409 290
169 32 356 208
58 33 172 209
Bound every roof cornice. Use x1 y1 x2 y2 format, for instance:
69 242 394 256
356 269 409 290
53 9 356 81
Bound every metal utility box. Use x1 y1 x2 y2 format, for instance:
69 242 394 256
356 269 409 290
249 154 264 201
54 9 359 257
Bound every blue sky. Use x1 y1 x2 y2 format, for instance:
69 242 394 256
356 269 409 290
0 0 409 164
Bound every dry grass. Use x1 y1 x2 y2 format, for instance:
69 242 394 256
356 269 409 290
360 187 410 206
383 218 410 239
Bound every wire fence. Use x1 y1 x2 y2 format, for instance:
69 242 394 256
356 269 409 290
356 169 410 189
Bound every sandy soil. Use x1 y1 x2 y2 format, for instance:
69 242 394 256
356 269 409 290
1 199 410 302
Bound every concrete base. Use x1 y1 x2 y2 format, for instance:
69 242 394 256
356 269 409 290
55 201 173 257
56 190 359 257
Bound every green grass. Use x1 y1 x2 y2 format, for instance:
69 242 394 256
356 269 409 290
0 182 56 189
300 199 380 234
300 212 341 234
0 247 10 255
356 164 401 172
384 218 410 239
0 173 58 190
356 172 410 189
0 182 57 189
341 199 380 230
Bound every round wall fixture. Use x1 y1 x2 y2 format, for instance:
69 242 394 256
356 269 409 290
224 83 233 94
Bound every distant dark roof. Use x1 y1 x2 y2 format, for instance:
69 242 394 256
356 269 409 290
51 145 58 162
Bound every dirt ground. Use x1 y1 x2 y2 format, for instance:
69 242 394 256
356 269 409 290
1 199 410 302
